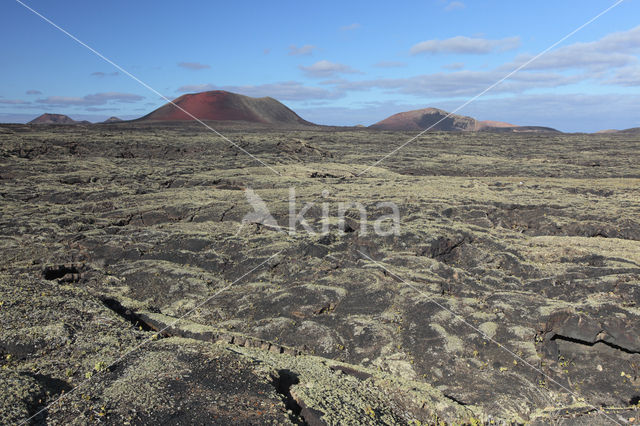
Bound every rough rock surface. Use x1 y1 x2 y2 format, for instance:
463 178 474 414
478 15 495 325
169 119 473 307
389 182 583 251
1 122 639 424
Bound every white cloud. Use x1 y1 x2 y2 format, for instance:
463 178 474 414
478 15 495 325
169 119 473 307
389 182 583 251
507 49 634 72
0 99 30 105
411 35 521 55
85 107 118 112
291 25 640 123
445 1 465 11
590 25 640 53
323 69 582 98
91 71 119 77
176 84 216 93
176 81 343 101
606 66 640 86
442 62 465 70
288 44 316 56
505 25 640 71
299 60 360 78
340 23 361 31
36 92 144 107
0 113 44 123
373 61 407 68
218 82 343 101
178 62 211 70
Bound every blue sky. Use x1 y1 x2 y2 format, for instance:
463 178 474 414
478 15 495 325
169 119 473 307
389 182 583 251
2 0 640 131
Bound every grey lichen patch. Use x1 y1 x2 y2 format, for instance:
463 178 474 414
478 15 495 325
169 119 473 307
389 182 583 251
429 323 465 354
370 343 418 381
508 325 535 340
297 320 342 353
478 322 498 340
300 282 348 298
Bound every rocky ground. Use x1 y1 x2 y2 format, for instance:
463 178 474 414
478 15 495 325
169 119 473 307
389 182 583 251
1 122 639 424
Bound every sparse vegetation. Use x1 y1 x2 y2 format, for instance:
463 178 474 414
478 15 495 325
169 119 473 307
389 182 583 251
1 122 639 423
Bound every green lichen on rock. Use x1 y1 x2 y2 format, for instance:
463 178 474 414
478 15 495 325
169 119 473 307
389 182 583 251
2 124 640 423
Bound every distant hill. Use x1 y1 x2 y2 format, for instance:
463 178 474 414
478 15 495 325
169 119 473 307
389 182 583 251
103 116 123 123
485 125 560 133
596 127 640 134
369 108 559 133
136 90 313 126
29 113 79 125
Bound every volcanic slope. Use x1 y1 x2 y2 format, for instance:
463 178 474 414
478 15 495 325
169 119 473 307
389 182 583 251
137 90 313 125
369 107 558 132
28 113 80 125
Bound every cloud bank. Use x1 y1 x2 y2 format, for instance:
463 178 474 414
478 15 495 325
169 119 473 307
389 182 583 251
411 36 521 55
